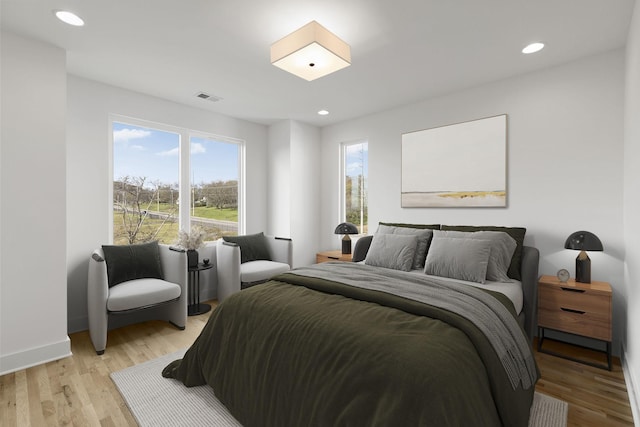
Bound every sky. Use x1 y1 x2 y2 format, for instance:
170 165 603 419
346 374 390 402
113 122 239 187
345 142 368 178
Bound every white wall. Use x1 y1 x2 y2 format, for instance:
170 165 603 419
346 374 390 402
267 120 321 267
67 75 269 333
320 50 626 353
623 1 640 422
290 121 321 267
267 121 292 237
0 32 71 374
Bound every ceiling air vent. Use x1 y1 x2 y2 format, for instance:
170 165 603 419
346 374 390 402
195 92 223 102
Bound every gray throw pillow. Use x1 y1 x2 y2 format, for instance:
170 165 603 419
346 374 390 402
365 233 418 272
441 225 526 280
435 230 516 282
424 236 492 284
376 224 434 270
101 241 164 288
223 232 271 264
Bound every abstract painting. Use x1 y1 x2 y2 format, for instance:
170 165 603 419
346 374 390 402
401 114 507 207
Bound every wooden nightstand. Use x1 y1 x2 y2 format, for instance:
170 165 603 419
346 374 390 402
537 275 612 370
316 250 353 263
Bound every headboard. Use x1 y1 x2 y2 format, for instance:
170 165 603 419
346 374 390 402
352 235 539 343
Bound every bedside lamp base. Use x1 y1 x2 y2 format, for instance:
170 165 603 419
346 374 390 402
575 250 591 283
341 235 352 254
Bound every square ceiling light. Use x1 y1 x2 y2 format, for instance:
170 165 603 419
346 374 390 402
271 21 351 81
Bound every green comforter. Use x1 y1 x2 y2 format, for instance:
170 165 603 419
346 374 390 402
163 265 538 427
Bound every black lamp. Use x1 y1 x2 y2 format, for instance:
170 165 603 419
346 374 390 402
564 231 603 284
334 222 359 254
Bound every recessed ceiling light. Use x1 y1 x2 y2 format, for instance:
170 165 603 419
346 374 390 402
54 10 85 27
318 110 329 116
522 42 544 54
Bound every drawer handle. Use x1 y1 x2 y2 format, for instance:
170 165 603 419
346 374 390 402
560 287 585 293
561 307 586 314
328 256 339 260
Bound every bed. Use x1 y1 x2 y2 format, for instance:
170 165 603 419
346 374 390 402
163 224 540 427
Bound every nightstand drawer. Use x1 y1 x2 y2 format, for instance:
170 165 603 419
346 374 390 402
316 250 353 263
538 283 611 341
538 283 610 315
538 307 611 341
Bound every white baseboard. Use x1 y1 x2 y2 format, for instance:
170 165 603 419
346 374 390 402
0 336 72 376
622 343 640 426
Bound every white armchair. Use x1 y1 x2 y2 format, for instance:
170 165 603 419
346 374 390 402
87 243 188 354
216 235 292 302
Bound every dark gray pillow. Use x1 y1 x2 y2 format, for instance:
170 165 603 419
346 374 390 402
223 232 271 264
424 236 492 284
102 241 164 288
377 224 433 269
365 233 418 272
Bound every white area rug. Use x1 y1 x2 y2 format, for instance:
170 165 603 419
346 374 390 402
111 349 568 427
529 391 569 427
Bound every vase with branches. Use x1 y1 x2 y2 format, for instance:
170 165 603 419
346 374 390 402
176 227 206 268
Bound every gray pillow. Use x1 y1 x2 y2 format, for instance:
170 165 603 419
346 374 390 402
365 233 418 272
223 232 271 264
101 241 164 288
424 236 492 284
435 230 516 282
441 225 526 280
377 224 433 269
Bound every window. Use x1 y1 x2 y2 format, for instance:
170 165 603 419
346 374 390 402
190 135 241 239
341 141 368 234
112 122 180 245
111 118 243 245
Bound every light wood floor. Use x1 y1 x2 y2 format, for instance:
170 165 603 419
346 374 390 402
0 300 635 426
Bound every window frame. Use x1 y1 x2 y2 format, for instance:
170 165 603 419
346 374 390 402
339 139 368 235
109 114 245 244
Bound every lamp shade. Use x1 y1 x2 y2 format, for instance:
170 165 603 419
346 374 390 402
334 222 359 235
271 21 351 81
564 231 603 252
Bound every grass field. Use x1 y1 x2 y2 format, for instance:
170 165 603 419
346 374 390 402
113 205 238 245
191 206 237 221
150 203 237 221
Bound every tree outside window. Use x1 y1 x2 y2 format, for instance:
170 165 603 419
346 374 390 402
343 141 368 234
112 120 242 245
190 136 240 240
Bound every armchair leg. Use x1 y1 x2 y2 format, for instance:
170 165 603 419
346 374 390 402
169 321 186 330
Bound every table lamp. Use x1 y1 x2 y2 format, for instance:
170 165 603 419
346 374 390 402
334 222 359 254
564 231 603 283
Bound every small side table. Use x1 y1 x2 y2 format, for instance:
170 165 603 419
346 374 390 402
316 250 353 263
537 275 612 370
188 263 213 316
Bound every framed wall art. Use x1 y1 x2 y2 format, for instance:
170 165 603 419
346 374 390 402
401 114 507 208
